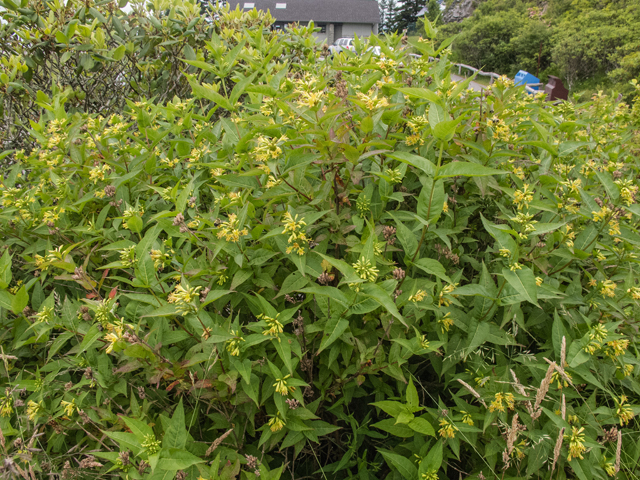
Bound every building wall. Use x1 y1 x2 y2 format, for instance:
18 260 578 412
341 23 373 38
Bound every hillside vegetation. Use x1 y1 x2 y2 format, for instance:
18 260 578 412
440 0 640 97
1 1 640 479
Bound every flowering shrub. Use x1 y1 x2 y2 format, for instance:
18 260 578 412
1 4 640 479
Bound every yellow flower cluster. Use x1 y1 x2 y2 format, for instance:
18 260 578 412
438 312 454 333
600 279 617 298
273 374 295 396
268 412 286 432
353 257 379 282
225 329 245 357
438 284 458 307
0 395 13 417
150 249 170 271
217 214 249 243
565 426 586 461
26 400 42 421
615 179 638 206
283 212 308 255
61 399 79 417
488 392 515 413
356 90 389 111
89 164 111 184
592 205 612 222
513 184 534 210
260 313 284 340
409 290 427 303
438 419 458 438
168 284 201 315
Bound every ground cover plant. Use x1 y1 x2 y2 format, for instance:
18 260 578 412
1 2 640 479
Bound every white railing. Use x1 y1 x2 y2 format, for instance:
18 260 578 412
407 53 544 94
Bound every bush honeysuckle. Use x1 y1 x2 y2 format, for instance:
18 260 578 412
0 8 639 480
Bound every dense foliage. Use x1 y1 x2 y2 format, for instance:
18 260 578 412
1 2 640 479
440 0 640 96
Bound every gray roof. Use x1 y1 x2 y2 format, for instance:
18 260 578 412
228 0 381 24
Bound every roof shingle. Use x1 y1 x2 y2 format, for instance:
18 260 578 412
228 0 381 24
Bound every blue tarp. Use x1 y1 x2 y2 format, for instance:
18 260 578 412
514 70 540 90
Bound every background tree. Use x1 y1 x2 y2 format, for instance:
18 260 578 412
378 0 398 33
389 0 425 34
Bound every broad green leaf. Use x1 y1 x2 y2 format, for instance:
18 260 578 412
502 267 539 306
408 417 435 436
437 162 503 178
417 178 445 224
316 316 349 355
0 249 12 288
387 151 435 176
379 449 419 480
163 399 187 449
397 87 440 103
11 285 28 315
361 283 405 325
413 258 451 283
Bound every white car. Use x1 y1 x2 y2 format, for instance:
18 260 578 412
328 38 356 56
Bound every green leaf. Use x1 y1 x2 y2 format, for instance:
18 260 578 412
391 214 418 258
408 417 435 436
103 431 142 455
417 178 445 224
70 324 102 355
413 258 451 283
188 78 234 111
397 87 440 103
157 448 204 470
379 449 419 480
429 102 446 126
406 377 419 409
437 162 503 178
361 283 405 325
371 400 405 417
502 267 539 306
387 151 435 176
316 316 349 355
163 399 187 449
433 118 461 142
421 441 443 471
136 252 156 287
11 285 28 315
122 417 154 443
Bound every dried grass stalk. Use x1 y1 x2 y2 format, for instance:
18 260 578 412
560 336 566 368
534 362 555 412
511 369 534 415
206 427 234 456
615 428 622 474
551 427 565 474
561 394 566 421
457 379 488 407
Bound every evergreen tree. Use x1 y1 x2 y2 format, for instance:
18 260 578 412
389 0 426 34
378 0 398 33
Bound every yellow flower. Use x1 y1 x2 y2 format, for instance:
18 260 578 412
26 400 42 421
409 290 427 303
217 214 249 243
260 313 284 341
225 330 245 356
438 419 458 438
535 277 543 286
615 395 634 426
461 411 474 426
489 393 505 413
353 257 379 282
565 426 586 461
268 413 286 432
0 396 14 417
592 206 612 222
273 375 295 396
600 280 617 298
60 399 77 417
439 312 453 333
